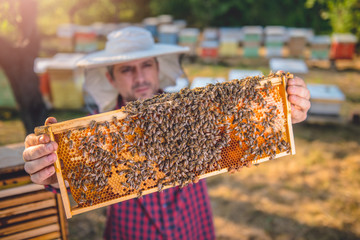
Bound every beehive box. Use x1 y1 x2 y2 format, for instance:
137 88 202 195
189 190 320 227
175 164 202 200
330 33 357 59
178 28 200 44
158 24 179 45
56 24 76 52
47 53 85 109
242 26 263 43
35 73 295 219
310 35 331 60
243 42 261 58
143 17 159 38
287 28 308 57
219 38 238 57
0 143 68 240
178 28 199 57
307 84 345 116
74 26 98 53
201 40 219 59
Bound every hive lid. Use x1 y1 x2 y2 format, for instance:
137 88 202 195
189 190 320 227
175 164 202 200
332 33 357 43
270 58 308 74
242 26 263 35
173 19 187 29
228 69 263 81
47 53 85 70
157 15 173 24
307 84 345 101
143 17 159 25
288 28 307 37
179 28 200 36
220 27 242 38
34 57 53 74
203 28 218 40
57 23 77 38
158 24 180 33
0 143 25 171
201 40 219 48
264 26 286 36
310 35 331 45
190 77 226 89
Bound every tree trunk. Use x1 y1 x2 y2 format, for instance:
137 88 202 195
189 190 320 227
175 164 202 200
0 0 48 134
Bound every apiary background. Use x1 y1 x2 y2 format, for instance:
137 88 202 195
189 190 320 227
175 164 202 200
1 63 360 239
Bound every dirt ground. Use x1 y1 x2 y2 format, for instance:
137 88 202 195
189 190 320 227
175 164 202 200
1 61 360 239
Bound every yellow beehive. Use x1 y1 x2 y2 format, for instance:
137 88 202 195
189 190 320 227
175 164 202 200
35 72 295 219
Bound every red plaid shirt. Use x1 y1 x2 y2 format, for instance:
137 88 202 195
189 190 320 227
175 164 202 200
47 93 216 240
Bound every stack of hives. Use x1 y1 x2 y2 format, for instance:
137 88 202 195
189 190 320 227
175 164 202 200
310 35 331 60
74 26 98 53
56 24 76 52
46 53 85 110
200 28 219 60
143 17 159 38
242 26 263 58
264 26 286 58
178 28 200 57
158 24 180 45
287 28 310 58
330 33 358 60
219 27 242 57
36 72 295 218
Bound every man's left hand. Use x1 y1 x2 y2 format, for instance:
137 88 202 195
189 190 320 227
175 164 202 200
286 76 311 124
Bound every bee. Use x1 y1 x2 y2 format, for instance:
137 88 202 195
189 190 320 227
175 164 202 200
69 140 73 149
90 120 97 129
157 181 164 192
66 130 71 139
78 198 86 205
105 121 110 129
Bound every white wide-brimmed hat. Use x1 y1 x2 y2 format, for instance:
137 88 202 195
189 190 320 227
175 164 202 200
77 26 189 112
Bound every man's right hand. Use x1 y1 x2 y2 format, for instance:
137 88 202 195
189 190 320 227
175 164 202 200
23 117 59 187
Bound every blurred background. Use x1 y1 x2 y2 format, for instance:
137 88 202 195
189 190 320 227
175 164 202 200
0 0 359 239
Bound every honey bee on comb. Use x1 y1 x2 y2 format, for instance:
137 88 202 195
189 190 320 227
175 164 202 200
35 72 295 217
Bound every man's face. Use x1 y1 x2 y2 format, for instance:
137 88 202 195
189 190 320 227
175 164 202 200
106 58 160 103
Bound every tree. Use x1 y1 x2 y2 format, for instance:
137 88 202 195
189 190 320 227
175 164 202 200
306 0 360 39
150 0 331 33
0 0 48 134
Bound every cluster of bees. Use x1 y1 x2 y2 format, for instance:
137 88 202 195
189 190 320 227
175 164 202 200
63 74 291 206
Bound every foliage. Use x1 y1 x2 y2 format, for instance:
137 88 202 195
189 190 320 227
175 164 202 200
0 1 21 41
0 0 150 37
37 0 150 36
150 0 332 34
306 0 360 39
1 0 358 42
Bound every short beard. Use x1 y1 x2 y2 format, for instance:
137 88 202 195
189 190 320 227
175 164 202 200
123 82 156 103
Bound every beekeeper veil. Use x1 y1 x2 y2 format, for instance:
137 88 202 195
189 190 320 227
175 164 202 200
77 26 189 112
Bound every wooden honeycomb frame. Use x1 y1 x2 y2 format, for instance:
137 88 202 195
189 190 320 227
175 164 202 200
35 73 295 219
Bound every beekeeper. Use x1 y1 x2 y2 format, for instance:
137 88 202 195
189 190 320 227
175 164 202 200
23 26 310 239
